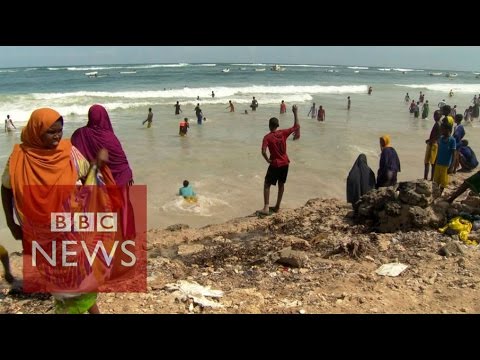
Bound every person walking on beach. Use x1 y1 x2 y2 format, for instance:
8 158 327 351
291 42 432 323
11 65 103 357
317 106 325 121
449 114 465 174
71 104 136 243
414 102 420 118
1 107 115 313
258 105 300 215
464 106 472 122
194 103 203 124
226 100 235 112
179 118 189 136
376 135 401 188
174 101 182 115
346 154 376 208
419 92 425 103
405 93 410 102
424 110 441 181
409 100 416 114
4 115 16 132
347 96 351 110
143 108 153 128
433 122 456 196
211 91 215 98
308 103 316 119
421 100 430 119
368 86 373 95
250 97 258 111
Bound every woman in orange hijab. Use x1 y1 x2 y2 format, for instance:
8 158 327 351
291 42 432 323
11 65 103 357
1 108 114 314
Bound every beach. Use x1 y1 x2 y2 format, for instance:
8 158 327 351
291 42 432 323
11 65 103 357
2 61 480 313
1 63 480 251
2 170 480 314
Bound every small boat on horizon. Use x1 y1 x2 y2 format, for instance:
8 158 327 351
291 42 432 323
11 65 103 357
85 71 98 77
222 68 230 73
429 72 443 76
255 68 266 72
446 73 458 78
271 64 285 71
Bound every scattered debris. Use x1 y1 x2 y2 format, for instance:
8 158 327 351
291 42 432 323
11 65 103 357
375 263 408 277
165 280 224 308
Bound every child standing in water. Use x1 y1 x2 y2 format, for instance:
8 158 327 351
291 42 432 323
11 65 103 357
179 118 189 136
143 108 153 128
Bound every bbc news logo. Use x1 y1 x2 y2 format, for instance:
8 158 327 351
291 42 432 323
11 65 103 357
51 212 118 232
22 185 147 293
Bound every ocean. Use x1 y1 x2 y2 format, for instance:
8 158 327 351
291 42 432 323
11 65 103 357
1 62 480 249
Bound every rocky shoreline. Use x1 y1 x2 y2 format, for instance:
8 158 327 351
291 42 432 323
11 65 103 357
1 172 480 314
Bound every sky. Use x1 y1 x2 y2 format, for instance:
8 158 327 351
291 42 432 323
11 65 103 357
0 46 479 71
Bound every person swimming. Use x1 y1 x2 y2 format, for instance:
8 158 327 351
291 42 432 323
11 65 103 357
179 180 197 202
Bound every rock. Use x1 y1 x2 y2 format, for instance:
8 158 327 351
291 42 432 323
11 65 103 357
425 272 437 285
377 237 391 252
385 201 403 216
398 180 432 208
433 200 450 211
166 224 190 231
177 244 205 256
275 248 309 268
355 180 450 232
291 239 311 251
228 288 265 313
438 242 465 257
355 187 397 217
461 195 480 209
409 206 444 228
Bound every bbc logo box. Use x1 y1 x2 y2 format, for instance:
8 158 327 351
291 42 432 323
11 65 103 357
21 185 147 293
51 212 118 232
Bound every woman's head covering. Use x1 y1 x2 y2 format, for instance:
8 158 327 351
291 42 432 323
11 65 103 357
21 108 62 148
380 135 391 148
71 104 132 186
9 108 77 222
346 154 376 205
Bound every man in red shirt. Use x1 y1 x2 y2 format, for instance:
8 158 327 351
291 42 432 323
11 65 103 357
258 105 300 215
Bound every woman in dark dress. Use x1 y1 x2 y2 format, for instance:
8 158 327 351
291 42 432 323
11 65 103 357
346 154 376 207
376 135 401 188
